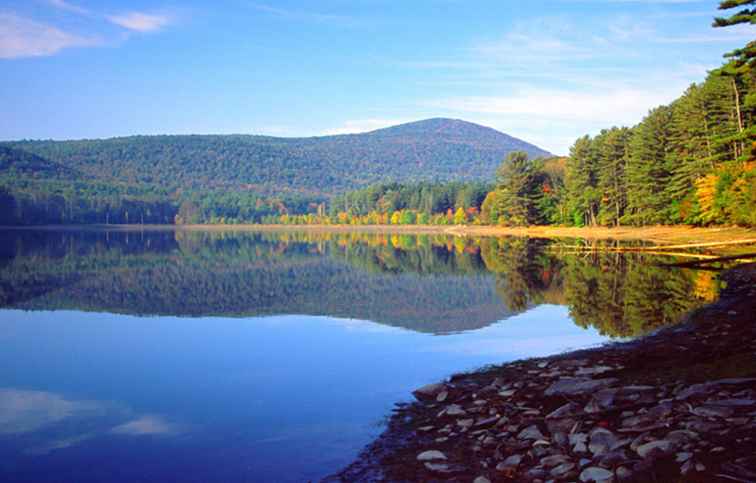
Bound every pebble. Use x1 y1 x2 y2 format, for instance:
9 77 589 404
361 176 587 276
424 462 450 473
579 466 614 482
518 424 545 440
417 450 447 461
445 404 466 416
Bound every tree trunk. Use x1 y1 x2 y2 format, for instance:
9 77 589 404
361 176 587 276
731 77 745 159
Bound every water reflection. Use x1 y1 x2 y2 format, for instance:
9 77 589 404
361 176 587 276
0 229 722 481
0 229 720 337
0 387 180 456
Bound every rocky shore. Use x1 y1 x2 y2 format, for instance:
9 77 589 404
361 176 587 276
329 263 756 482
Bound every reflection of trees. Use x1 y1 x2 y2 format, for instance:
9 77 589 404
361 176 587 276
0 230 720 338
561 252 716 338
480 237 561 311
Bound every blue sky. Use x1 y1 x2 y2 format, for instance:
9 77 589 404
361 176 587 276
1 0 753 154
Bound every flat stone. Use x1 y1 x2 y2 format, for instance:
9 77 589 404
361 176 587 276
473 477 491 483
546 402 581 419
499 454 522 468
575 366 614 376
675 452 692 463
691 405 734 418
518 425 545 440
570 432 588 453
417 450 447 461
589 428 618 457
474 416 499 428
580 466 614 482
424 462 450 473
414 383 446 401
636 440 674 458
445 404 466 416
457 418 474 428
545 378 618 397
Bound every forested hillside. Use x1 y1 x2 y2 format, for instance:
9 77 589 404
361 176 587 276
0 118 548 225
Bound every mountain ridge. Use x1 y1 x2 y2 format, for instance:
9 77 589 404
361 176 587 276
1 118 550 198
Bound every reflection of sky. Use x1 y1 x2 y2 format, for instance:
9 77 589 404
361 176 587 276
0 387 181 456
0 307 610 482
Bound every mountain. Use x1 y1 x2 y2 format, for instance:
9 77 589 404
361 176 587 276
1 118 550 197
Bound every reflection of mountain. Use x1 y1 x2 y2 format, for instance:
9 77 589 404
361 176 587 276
0 230 513 334
0 229 719 337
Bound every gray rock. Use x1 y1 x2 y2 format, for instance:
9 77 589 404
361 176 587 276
589 428 618 457
545 378 618 397
424 462 450 473
436 391 448 402
691 405 734 418
675 452 692 463
570 432 588 453
518 425 545 440
414 383 446 400
580 466 614 482
546 402 581 419
575 366 614 376
594 389 617 409
445 404 466 416
473 477 491 483
474 416 499 428
636 440 674 458
457 418 474 428
551 462 576 478
417 450 447 461
499 454 522 468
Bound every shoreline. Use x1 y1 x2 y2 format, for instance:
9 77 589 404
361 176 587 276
328 263 756 482
2 223 755 247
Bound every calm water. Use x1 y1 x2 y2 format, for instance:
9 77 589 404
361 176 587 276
0 229 720 482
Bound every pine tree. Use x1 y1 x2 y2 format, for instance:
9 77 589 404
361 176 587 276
565 136 600 226
493 151 536 226
596 127 632 226
626 106 673 225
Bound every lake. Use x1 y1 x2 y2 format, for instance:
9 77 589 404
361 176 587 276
0 228 720 482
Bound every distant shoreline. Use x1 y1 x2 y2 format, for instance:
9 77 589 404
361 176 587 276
3 223 755 248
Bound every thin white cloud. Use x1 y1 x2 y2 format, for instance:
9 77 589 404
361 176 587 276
0 12 98 59
248 2 358 26
0 388 100 434
111 415 180 436
321 118 410 136
48 0 90 16
420 81 687 153
106 11 171 32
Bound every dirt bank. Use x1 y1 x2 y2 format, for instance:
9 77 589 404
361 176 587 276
328 263 756 482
